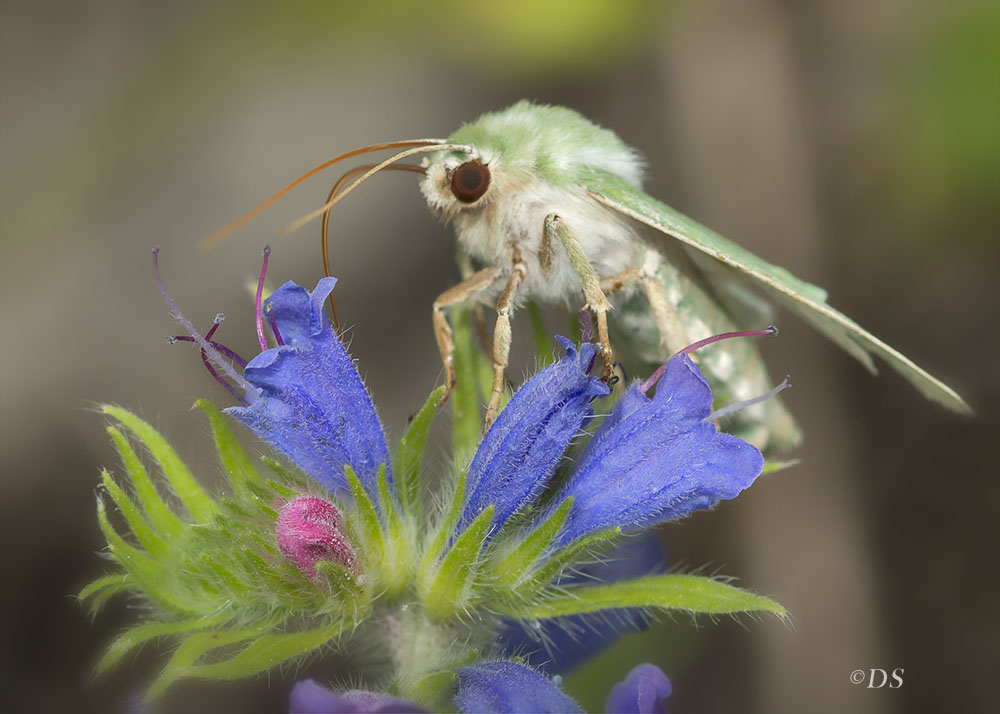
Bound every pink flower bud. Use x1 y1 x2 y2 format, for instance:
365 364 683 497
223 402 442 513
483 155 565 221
276 497 358 581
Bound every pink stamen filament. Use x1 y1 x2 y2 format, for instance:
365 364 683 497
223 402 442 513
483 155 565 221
709 375 792 421
153 247 254 396
255 245 271 351
267 308 285 346
641 326 778 394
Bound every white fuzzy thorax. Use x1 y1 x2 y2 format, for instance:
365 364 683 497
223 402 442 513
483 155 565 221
421 150 645 307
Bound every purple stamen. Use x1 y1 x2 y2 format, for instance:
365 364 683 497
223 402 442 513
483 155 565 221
266 306 285 346
169 336 248 369
255 245 271 352
205 312 225 341
641 326 779 394
677 326 778 357
709 375 792 421
153 247 254 397
200 346 248 405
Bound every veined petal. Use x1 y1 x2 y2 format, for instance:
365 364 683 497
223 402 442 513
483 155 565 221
554 355 764 546
455 661 583 714
227 278 391 498
459 338 608 533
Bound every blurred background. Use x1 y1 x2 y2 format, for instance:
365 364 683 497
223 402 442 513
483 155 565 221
2 1 998 712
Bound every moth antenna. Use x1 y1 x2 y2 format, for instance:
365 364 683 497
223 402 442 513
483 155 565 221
197 139 445 252
321 163 425 330
709 375 792 421
281 143 473 238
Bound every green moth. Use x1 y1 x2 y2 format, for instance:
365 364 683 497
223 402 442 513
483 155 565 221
210 100 970 452
417 101 969 450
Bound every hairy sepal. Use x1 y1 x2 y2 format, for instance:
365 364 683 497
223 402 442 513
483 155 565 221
497 574 787 620
419 505 495 620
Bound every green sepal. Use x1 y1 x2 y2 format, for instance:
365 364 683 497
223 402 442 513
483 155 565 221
762 459 800 475
419 469 466 576
529 527 621 592
490 498 573 591
78 573 130 613
100 469 165 556
315 561 366 605
106 425 183 537
344 465 386 571
376 466 410 596
96 498 196 615
393 385 446 521
146 623 273 699
194 399 263 495
420 505 494 620
96 614 228 674
172 619 348 684
407 670 457 712
102 405 216 523
499 574 787 620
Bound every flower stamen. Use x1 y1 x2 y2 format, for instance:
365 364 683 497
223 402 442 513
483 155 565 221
255 245 271 351
709 374 792 421
641 326 778 394
153 247 255 400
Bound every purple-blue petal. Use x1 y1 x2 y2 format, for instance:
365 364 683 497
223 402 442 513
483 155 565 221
227 278 391 499
553 355 764 546
459 337 609 533
605 664 672 714
289 680 427 713
455 662 583 714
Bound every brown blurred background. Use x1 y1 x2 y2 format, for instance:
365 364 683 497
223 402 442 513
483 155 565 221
2 1 998 712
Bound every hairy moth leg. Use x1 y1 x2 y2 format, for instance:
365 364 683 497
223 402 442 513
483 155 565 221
433 266 503 404
544 214 615 380
483 249 527 431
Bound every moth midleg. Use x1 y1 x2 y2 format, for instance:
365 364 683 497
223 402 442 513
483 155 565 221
432 266 504 403
484 248 527 431
598 250 689 360
543 214 615 380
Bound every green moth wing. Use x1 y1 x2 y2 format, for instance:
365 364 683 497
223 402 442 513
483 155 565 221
580 167 971 415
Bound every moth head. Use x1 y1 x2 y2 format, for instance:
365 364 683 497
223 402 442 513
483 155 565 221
420 148 500 222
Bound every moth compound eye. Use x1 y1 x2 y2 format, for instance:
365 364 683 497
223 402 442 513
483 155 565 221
450 160 491 203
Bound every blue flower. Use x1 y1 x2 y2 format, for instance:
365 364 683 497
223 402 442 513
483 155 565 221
227 278 392 499
605 663 672 714
289 662 672 714
455 662 583 714
289 679 428 713
549 354 764 547
459 337 608 533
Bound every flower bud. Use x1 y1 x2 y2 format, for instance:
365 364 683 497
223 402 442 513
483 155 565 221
276 497 358 581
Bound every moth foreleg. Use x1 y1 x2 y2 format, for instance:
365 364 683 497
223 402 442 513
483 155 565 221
635 248 689 356
432 266 504 404
484 249 527 431
544 214 614 380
